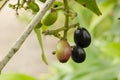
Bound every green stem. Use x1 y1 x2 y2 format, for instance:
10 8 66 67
16 0 20 15
51 6 64 11
63 0 69 39
43 23 79 35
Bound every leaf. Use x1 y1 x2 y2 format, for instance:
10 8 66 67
101 42 120 58
75 0 102 16
34 22 48 65
93 15 113 38
0 73 37 80
73 64 119 80
89 0 117 32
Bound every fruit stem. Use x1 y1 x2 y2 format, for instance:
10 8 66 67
43 23 79 35
16 0 20 15
63 0 69 39
51 6 64 11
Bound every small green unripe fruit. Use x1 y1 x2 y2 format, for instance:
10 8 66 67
55 39 71 63
53 1 63 8
42 10 58 26
27 0 40 12
39 0 46 3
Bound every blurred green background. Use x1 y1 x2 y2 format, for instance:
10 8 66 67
41 0 120 80
0 0 120 80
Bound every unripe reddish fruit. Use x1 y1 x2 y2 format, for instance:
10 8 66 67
55 39 72 63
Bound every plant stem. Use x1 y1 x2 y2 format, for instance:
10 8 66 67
43 23 79 35
0 0 55 73
0 0 9 11
63 0 69 39
16 0 20 15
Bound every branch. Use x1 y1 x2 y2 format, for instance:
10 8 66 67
43 23 79 35
63 0 69 39
0 0 55 73
0 0 9 11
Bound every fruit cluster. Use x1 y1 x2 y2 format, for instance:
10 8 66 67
72 27 91 63
54 27 91 63
8 0 92 64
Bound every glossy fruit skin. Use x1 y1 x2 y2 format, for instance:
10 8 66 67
74 27 91 48
56 40 72 63
42 10 58 26
71 46 86 63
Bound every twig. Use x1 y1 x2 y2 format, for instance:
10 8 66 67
0 0 9 10
15 0 20 15
43 23 79 35
63 0 69 39
0 0 55 73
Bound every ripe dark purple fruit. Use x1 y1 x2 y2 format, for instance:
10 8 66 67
74 27 91 48
71 46 86 63
56 39 72 63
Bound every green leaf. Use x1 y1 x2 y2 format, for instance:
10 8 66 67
0 73 37 80
73 64 119 80
89 0 117 32
101 42 120 58
75 0 102 16
93 15 113 38
34 22 48 65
